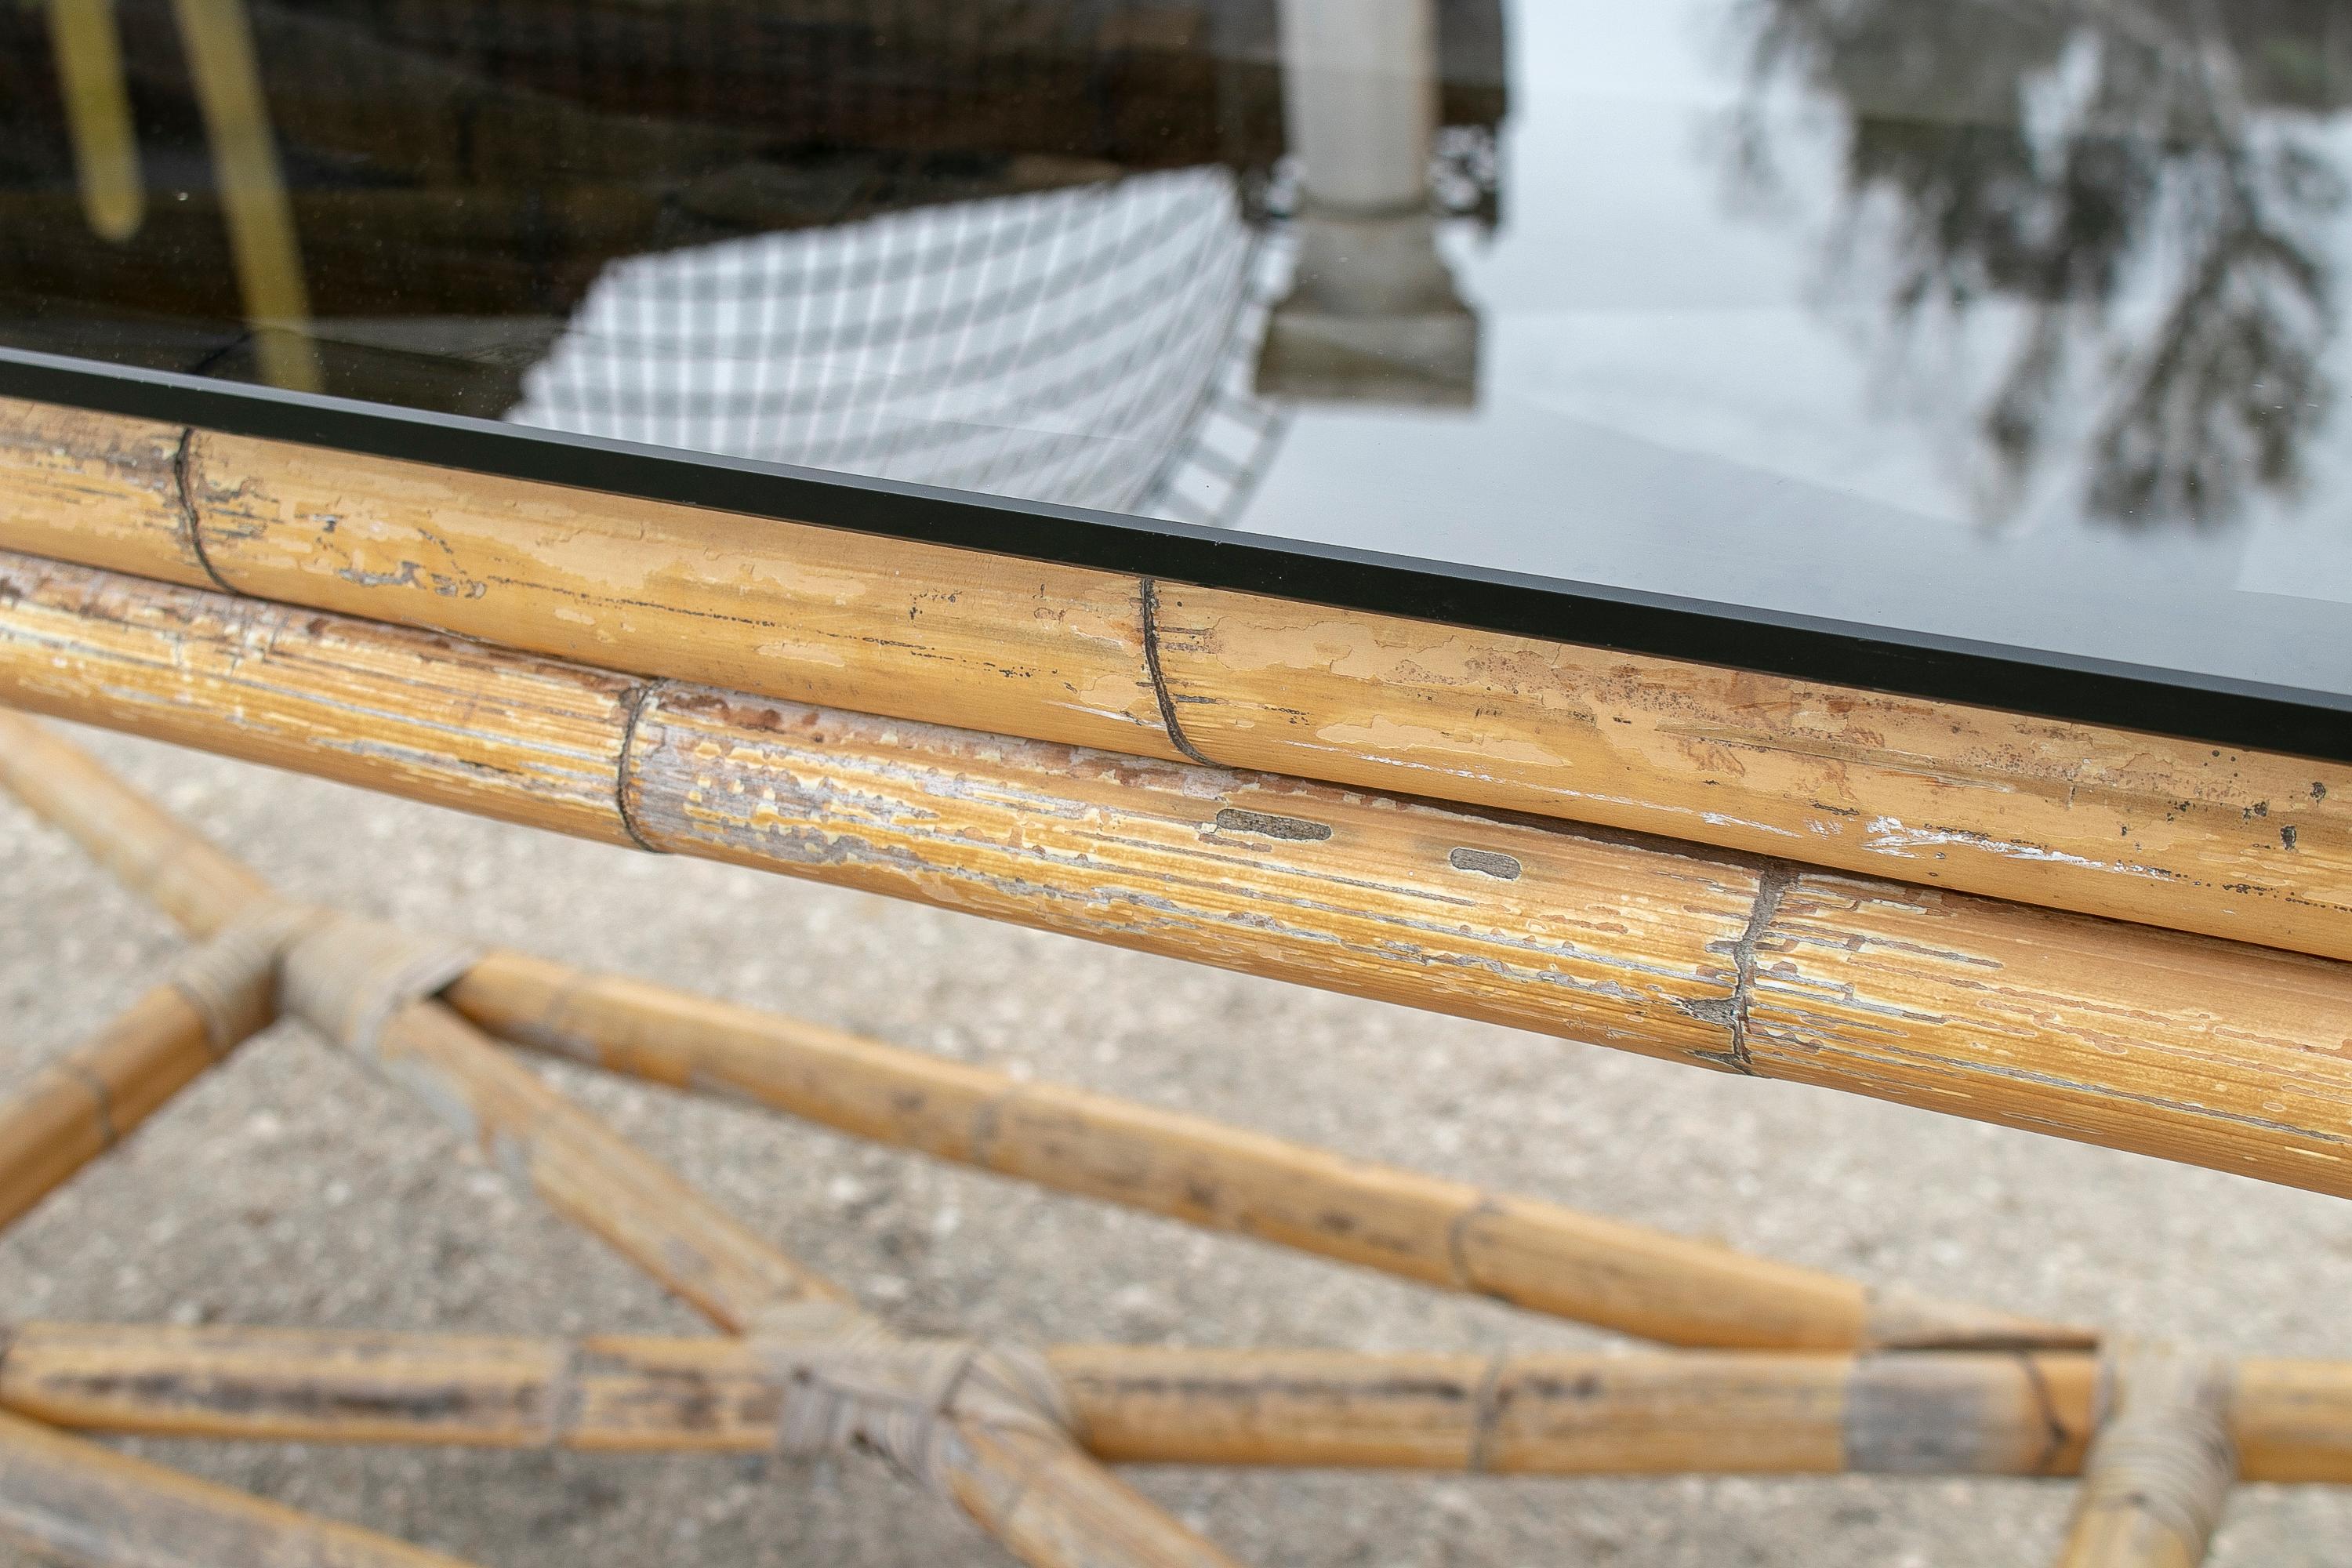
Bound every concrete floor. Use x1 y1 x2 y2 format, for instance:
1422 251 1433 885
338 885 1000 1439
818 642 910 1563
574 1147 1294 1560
3 720 2348 1566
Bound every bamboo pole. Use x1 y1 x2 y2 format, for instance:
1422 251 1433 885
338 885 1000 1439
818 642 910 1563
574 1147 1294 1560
0 1405 474 1568
5 400 2348 964
46 0 143 242
0 707 2072 1353
5 555 2351 1201
0 711 270 939
0 724 1242 1568
449 949 2078 1352
2053 1345 2239 1568
0 986 227 1237
4 1325 2350 1485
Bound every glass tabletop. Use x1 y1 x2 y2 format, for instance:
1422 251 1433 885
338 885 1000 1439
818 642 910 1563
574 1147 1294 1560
5 0 2351 756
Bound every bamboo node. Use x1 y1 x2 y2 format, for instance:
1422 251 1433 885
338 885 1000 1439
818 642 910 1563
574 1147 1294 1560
750 1301 1075 1501
278 912 483 1062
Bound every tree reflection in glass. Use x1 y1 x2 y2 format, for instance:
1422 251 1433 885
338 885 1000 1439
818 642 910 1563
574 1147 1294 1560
1730 0 2347 526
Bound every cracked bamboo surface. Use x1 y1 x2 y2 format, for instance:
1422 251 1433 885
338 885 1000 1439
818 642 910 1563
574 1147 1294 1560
0 1405 474 1568
451 948 2071 1352
5 550 2352 1198
5 397 2350 961
2 1326 2349 1484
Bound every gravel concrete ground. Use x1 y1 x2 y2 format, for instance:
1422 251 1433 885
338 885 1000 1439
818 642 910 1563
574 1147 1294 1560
4 720 2350 1566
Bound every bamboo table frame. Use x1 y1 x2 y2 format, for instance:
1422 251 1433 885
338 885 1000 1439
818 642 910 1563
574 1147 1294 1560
3 400 2352 1565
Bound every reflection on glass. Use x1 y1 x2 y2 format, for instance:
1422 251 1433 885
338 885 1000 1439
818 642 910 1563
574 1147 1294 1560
1731 0 2347 527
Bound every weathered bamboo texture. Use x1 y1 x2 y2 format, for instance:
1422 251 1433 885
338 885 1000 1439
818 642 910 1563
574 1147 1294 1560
2054 1345 2239 1567
0 737 1241 1568
6 550 2352 1199
452 949 2074 1352
0 985 228 1236
0 708 2064 1353
5 1326 2350 1484
4 399 2349 960
0 1405 474 1568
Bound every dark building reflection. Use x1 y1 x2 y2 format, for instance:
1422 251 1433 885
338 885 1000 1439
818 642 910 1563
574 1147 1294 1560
0 0 1504 523
1731 0 2350 527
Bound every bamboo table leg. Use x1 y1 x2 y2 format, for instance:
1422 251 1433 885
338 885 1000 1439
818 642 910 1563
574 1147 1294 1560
0 1406 476 1568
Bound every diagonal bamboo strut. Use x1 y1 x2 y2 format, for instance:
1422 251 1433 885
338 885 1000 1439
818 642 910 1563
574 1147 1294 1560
0 1405 474 1568
0 709 2074 1353
0 721 1240 1568
0 1324 2346 1485
452 950 2079 1352
2053 1343 2240 1567
6 552 2352 1200
0 985 236 1238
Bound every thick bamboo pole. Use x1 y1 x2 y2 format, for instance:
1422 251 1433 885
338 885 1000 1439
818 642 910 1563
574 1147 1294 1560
0 707 2067 1352
5 1325 2350 1485
0 728 1240 1568
0 1405 473 1568
5 400 2348 962
6 551 2352 1200
450 949 2075 1352
2053 1345 2238 1567
0 986 225 1236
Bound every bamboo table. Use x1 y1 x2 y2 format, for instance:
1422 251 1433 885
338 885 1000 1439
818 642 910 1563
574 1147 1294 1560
3 2 2351 1564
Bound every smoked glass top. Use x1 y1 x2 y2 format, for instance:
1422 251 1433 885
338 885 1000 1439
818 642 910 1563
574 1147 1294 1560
6 0 2352 742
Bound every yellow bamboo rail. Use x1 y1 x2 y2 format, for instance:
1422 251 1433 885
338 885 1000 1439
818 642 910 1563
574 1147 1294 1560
0 1405 474 1568
3 398 2346 961
451 949 2074 1352
5 551 2352 1200
3 1325 2350 1484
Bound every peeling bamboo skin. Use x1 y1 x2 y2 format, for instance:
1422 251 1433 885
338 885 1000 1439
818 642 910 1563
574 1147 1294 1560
12 401 2352 961
625 687 1761 1065
450 953 1965 1352
0 550 642 846
0 400 212 590
183 432 1182 760
1747 877 2352 1193
0 1406 470 1568
1150 586 2352 961
0 986 217 1235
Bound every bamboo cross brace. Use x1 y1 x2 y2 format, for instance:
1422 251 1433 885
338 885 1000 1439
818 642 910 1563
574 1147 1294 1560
0 1404 477 1568
0 708 2074 1353
5 552 2352 1199
0 905 295 1236
450 949 2078 1352
0 1324 2348 1485
2054 1343 2241 1567
0 726 1240 1568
